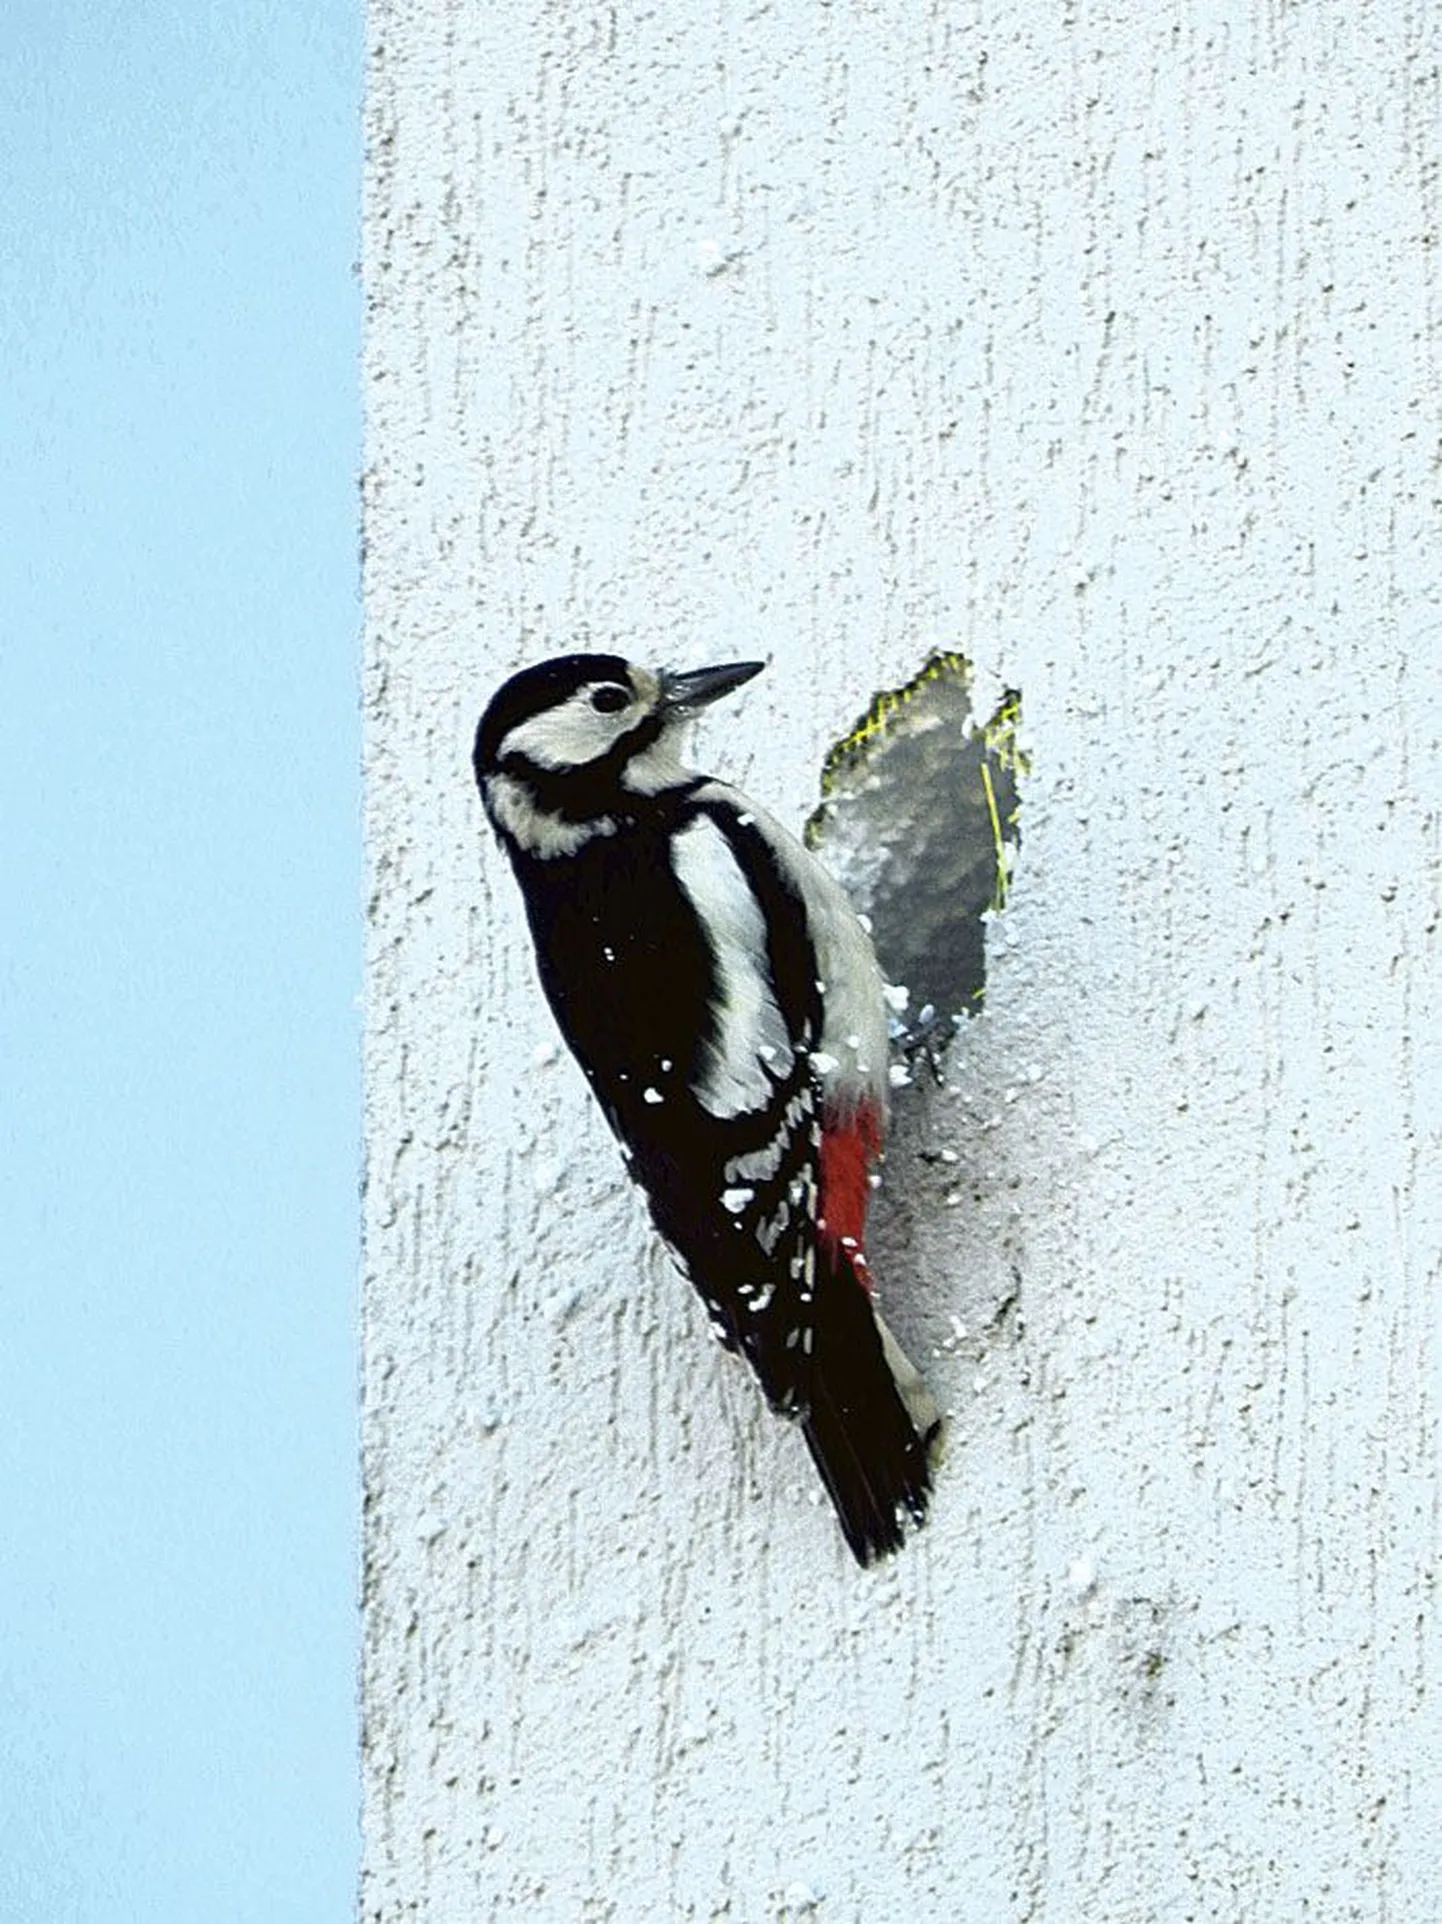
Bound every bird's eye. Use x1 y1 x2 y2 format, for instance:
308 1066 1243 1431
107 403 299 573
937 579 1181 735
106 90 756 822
590 684 630 714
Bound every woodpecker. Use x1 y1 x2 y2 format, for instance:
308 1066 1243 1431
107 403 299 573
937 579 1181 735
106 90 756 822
473 653 940 1564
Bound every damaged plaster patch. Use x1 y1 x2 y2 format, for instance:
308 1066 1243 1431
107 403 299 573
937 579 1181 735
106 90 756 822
806 651 1025 1031
807 653 1029 1388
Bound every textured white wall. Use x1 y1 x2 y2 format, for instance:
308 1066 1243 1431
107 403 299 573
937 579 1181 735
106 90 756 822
362 2 1442 1917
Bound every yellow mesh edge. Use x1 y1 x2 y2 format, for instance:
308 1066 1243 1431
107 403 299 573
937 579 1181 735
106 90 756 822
816 649 975 799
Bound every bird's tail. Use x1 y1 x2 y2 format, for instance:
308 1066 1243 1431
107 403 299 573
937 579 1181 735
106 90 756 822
800 1259 942 1566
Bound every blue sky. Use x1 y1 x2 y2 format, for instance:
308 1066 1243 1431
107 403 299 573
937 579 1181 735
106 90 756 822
1 5 358 1915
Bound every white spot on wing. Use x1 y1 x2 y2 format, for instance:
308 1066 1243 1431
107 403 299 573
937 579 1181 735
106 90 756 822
670 815 796 1117
755 1200 790 1254
723 1086 813 1185
724 1138 785 1185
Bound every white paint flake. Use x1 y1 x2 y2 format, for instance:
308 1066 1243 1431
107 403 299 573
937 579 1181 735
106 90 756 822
1068 1556 1097 1596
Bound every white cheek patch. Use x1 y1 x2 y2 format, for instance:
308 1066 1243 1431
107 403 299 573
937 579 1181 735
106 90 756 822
670 815 796 1118
499 689 634 770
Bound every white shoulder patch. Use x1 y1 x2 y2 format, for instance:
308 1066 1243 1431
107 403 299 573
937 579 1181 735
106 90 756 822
690 780 889 1113
670 814 797 1118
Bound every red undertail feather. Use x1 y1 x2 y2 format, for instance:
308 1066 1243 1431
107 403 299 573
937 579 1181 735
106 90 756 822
817 1100 884 1291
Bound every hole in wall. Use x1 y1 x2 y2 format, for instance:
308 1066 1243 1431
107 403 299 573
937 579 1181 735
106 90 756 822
806 651 1029 1370
806 651 1025 1044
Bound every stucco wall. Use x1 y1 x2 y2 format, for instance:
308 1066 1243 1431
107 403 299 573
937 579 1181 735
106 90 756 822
362 3 1442 1916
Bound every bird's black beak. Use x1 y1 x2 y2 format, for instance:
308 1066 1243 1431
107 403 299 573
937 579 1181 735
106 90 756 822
657 660 766 714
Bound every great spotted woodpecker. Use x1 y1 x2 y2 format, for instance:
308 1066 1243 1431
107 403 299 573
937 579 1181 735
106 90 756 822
473 654 940 1564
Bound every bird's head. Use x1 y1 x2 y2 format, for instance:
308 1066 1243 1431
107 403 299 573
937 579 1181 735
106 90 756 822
474 653 765 854
474 653 765 783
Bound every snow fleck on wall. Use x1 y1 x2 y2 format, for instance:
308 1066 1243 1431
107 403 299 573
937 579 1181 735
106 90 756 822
362 1 1442 1917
